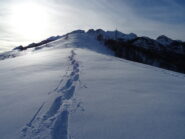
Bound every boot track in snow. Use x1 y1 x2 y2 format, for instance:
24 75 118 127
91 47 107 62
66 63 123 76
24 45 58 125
21 50 80 139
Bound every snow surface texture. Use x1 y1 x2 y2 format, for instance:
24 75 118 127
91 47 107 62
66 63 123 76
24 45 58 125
21 50 81 139
0 32 185 139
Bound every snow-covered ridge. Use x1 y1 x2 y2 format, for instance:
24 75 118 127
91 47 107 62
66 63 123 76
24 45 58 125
11 29 185 54
87 29 137 41
156 35 173 46
0 29 184 74
0 29 184 60
0 29 113 61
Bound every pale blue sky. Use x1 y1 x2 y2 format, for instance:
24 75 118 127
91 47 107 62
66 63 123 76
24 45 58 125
0 0 185 52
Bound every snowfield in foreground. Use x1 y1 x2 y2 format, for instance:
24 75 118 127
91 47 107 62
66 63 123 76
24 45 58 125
0 32 185 139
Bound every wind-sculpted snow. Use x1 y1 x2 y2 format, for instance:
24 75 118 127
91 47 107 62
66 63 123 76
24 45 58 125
21 50 80 139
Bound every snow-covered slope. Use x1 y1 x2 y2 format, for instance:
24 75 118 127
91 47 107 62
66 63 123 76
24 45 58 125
0 31 185 139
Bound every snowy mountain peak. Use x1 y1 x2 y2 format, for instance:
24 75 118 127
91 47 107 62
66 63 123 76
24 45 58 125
69 30 85 34
1 29 184 74
133 36 162 50
156 35 173 46
126 33 137 40
87 29 137 41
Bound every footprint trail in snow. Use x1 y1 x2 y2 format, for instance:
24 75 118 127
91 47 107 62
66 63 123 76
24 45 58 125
21 50 80 139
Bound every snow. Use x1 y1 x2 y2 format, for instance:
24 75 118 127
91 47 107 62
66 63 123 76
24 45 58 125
0 31 185 139
87 29 137 41
69 49 185 139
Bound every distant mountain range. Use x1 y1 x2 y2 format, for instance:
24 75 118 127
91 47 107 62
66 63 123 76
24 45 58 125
1 29 185 73
86 29 185 73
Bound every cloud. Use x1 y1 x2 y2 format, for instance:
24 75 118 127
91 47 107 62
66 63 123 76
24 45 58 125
122 0 185 24
0 0 185 52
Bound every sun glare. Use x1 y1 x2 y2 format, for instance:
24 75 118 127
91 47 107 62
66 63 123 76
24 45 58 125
9 2 51 41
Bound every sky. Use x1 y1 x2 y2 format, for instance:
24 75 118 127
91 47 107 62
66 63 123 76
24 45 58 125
0 0 185 52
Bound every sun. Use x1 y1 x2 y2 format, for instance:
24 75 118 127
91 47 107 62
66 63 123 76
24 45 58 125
9 2 51 41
